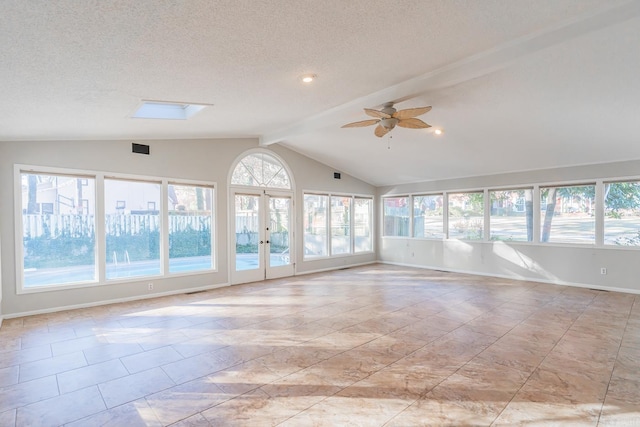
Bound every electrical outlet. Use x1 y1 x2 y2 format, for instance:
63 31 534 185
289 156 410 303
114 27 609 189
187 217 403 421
148 282 154 290
600 268 607 275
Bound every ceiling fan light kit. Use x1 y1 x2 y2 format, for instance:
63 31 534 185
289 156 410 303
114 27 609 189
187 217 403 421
342 102 432 137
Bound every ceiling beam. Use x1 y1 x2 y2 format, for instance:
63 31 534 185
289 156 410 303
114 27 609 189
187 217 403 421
260 0 640 146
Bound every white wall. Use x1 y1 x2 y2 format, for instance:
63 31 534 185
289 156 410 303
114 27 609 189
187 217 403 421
377 159 640 294
0 139 375 317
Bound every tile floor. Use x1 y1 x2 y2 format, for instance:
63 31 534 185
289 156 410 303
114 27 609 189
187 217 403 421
0 264 639 426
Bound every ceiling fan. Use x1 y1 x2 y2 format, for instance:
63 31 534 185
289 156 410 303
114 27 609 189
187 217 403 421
341 102 432 137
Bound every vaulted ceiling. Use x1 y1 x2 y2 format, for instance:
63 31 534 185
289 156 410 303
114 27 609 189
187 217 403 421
2 1 639 186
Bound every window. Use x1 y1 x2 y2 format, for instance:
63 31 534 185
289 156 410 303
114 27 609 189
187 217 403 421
354 198 373 252
448 192 484 240
231 152 291 189
168 184 214 273
604 180 640 246
540 184 595 244
105 179 161 279
20 172 96 288
331 196 351 255
490 189 533 241
383 197 409 237
304 193 373 259
17 166 218 292
413 194 444 239
304 194 328 257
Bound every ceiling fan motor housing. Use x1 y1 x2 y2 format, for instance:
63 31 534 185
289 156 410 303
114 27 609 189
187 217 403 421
381 117 399 130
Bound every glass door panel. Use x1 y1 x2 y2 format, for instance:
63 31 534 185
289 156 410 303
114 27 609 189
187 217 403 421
231 191 294 284
268 196 291 268
234 194 261 272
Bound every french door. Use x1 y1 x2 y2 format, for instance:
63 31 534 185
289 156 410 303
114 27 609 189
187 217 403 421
231 190 294 284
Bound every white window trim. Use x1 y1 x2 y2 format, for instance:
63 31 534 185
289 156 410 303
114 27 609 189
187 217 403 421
380 174 640 250
15 164 217 294
303 191 374 260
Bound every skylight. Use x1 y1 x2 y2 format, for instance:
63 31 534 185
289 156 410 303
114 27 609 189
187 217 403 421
132 100 211 120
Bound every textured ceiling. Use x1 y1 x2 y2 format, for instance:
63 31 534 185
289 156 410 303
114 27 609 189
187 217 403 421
1 0 639 186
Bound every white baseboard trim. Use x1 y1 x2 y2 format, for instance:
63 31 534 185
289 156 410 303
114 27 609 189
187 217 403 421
2 282 231 320
379 260 640 295
295 261 377 277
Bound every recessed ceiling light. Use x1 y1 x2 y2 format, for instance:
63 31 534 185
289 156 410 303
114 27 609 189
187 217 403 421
300 74 317 84
132 100 212 120
434 129 444 135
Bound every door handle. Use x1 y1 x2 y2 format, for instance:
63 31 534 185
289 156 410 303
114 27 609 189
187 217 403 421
266 240 270 244
260 241 264 244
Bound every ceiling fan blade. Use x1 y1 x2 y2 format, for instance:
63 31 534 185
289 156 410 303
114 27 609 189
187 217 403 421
341 119 380 128
374 124 390 137
364 108 391 119
396 118 432 129
392 106 432 120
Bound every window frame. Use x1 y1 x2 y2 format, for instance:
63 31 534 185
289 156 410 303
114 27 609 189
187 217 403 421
166 180 216 276
412 193 445 240
382 195 410 237
488 187 534 243
603 179 640 247
447 190 485 241
15 164 217 294
354 196 374 253
539 182 596 245
303 191 374 260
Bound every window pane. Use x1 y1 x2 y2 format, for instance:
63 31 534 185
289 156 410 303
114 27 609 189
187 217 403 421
231 153 291 189
604 181 640 246
304 194 328 257
21 173 96 287
383 197 409 237
540 185 595 244
448 192 484 240
235 194 260 271
105 179 161 279
413 195 444 238
331 196 351 255
269 197 291 267
354 198 373 252
168 184 213 273
490 189 533 241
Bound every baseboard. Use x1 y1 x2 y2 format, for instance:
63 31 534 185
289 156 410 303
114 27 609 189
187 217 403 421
2 282 231 320
295 260 377 277
378 260 640 295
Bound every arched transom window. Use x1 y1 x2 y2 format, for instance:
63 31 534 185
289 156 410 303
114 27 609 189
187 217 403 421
231 152 291 189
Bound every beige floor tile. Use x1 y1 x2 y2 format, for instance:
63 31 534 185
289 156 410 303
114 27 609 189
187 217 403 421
0 265 639 426
0 376 59 413
0 337 22 353
492 399 601 426
168 412 212 426
121 345 184 374
280 394 408 427
19 351 87 382
0 345 52 370
57 358 129 394
66 398 162 427
50 334 107 356
599 398 640 427
99 367 175 408
146 376 229 425
0 366 19 388
15 385 105 427
82 342 145 365
0 409 16 427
